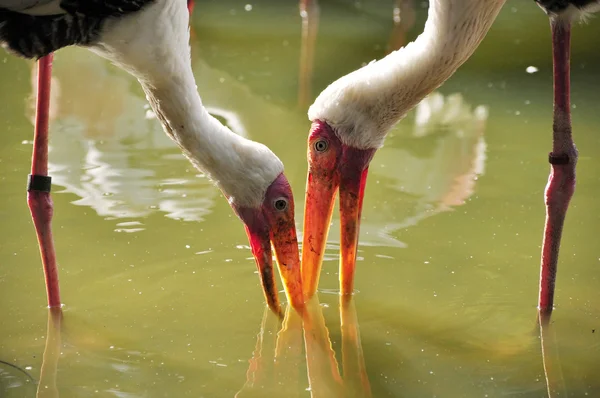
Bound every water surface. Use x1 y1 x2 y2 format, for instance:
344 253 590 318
1 1 599 397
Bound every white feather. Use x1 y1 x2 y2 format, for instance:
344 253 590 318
308 0 506 150
89 0 283 208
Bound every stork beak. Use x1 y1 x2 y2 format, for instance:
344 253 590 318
301 172 339 299
270 214 304 314
240 193 304 319
338 167 370 296
245 225 284 318
302 144 375 299
244 222 304 319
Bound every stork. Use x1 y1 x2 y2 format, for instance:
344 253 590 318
300 0 505 299
300 0 597 323
0 0 303 317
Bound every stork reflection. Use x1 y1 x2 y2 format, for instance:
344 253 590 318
36 308 62 398
236 296 371 398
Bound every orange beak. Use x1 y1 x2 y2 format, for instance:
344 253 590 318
338 166 370 296
239 196 303 319
245 225 285 318
245 221 303 318
301 171 339 299
269 212 304 313
301 141 374 299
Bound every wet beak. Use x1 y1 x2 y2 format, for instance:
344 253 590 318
245 221 304 318
245 226 284 318
339 167 369 296
301 172 339 299
270 218 305 313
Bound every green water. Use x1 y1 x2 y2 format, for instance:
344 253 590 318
1 1 599 397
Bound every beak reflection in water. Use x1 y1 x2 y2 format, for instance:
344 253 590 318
236 296 371 398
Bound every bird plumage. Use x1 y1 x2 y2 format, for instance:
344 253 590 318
0 0 284 208
0 0 60 14
0 0 150 14
308 0 505 150
535 0 600 19
0 0 154 58
1 0 303 315
91 1 283 208
300 0 508 299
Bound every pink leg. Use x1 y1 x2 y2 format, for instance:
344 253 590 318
538 20 576 325
28 54 61 308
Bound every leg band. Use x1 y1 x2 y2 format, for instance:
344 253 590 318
548 152 569 165
27 174 52 193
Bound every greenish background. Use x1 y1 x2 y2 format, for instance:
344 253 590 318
1 0 599 396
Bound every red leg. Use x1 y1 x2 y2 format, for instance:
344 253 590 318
538 20 576 325
28 54 61 308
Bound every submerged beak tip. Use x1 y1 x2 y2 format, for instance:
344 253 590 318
275 307 284 320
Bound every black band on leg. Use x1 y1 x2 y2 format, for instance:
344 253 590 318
27 174 52 192
548 153 569 165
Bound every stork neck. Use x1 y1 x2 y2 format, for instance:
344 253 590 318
141 69 237 178
309 0 505 149
369 0 507 131
89 0 282 207
386 0 505 102
138 68 279 208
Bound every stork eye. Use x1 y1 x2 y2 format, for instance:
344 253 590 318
273 198 288 211
314 139 328 152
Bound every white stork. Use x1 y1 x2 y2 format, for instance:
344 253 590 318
300 0 598 324
0 0 303 317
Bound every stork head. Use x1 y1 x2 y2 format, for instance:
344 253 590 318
301 120 376 299
225 156 303 318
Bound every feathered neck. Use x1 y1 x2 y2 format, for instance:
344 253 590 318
308 0 505 150
88 0 282 208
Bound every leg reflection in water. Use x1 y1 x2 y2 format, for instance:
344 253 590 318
37 308 62 398
539 316 567 398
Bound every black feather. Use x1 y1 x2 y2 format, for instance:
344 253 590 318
0 0 154 59
60 0 153 17
535 0 598 13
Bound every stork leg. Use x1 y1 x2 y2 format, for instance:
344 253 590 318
28 54 61 308
538 20 576 325
297 0 320 108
